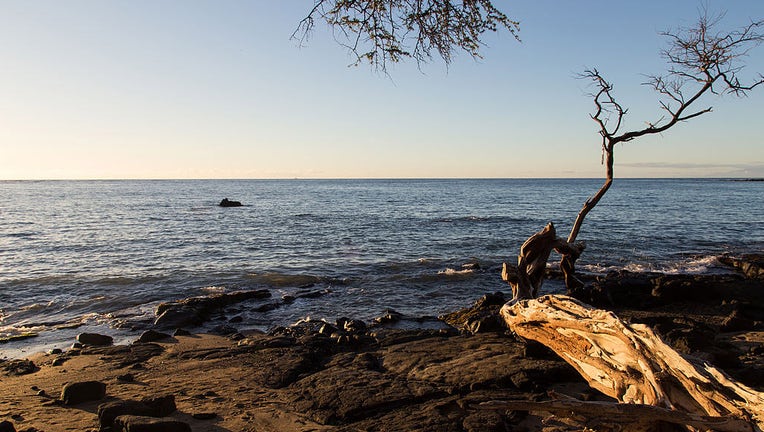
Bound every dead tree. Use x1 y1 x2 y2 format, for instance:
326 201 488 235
497 12 764 431
294 0 520 72
505 12 764 300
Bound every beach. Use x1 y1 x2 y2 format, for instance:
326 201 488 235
2 260 764 432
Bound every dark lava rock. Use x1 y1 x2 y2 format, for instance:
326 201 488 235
76 332 114 346
98 401 156 428
81 343 164 369
113 415 191 432
441 292 508 334
117 373 135 382
219 198 242 207
154 289 270 329
721 309 756 332
137 330 172 343
210 324 238 335
719 254 764 278
0 420 15 432
172 328 192 337
2 359 38 376
374 309 404 325
0 333 38 344
142 394 177 416
60 380 107 405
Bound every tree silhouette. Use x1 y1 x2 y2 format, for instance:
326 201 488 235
505 11 764 301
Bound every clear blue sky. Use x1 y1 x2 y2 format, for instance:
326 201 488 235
1 1 763 179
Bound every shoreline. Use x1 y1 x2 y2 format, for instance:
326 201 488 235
2 259 763 431
1 253 759 361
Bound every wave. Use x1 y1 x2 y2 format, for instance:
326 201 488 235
246 272 351 288
581 255 734 275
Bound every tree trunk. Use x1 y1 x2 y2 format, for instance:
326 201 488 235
500 295 764 431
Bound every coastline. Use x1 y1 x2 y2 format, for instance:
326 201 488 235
2 257 763 432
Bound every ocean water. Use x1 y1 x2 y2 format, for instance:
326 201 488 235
1 178 762 357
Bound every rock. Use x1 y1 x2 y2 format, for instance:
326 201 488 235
154 289 271 329
2 359 38 376
141 394 177 416
98 401 156 428
172 328 192 337
192 412 217 420
374 309 404 325
440 293 508 334
0 420 15 432
98 396 176 428
210 324 238 335
0 333 38 344
136 330 171 343
343 319 367 333
113 415 191 432
76 333 113 346
49 348 63 355
720 309 755 332
219 198 242 207
719 254 764 278
60 381 107 405
117 373 135 382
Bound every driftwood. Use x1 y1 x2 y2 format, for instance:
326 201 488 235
502 223 584 301
500 295 764 431
478 399 755 432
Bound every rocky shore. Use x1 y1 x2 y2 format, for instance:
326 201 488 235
1 255 763 432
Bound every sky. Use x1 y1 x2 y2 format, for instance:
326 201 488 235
1 1 763 179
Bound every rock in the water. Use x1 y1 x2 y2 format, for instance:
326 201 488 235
720 254 764 278
77 332 113 346
218 198 242 207
136 330 172 343
0 420 15 432
61 380 107 405
154 289 271 329
113 415 191 432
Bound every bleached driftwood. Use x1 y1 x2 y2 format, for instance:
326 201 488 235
500 295 764 431
478 399 755 432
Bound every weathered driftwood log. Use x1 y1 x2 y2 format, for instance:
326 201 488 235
478 399 755 432
500 295 764 431
502 223 584 300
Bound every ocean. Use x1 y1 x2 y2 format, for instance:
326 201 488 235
1 178 762 358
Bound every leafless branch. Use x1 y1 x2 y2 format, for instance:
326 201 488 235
293 0 520 72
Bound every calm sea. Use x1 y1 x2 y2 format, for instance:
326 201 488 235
1 179 762 357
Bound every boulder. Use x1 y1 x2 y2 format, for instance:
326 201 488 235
98 401 156 428
1 359 38 376
218 198 242 207
98 395 176 427
61 380 107 405
0 420 15 432
142 394 177 416
76 332 113 346
113 415 191 432
154 289 271 329
136 330 172 343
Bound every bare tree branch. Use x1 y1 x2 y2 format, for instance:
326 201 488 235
510 11 764 299
294 0 520 72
